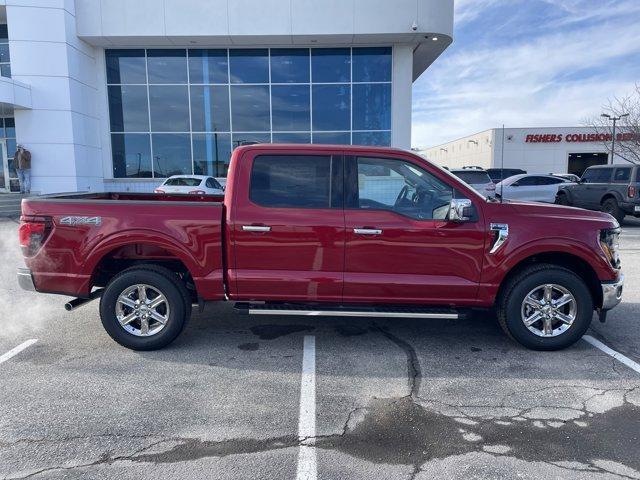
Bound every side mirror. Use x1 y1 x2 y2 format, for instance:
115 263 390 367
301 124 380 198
448 198 473 222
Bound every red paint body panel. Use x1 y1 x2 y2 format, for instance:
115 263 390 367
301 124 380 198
20 145 620 309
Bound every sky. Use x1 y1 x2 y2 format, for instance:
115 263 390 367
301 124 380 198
411 0 640 148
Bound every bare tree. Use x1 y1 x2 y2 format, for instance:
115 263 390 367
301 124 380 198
585 84 640 164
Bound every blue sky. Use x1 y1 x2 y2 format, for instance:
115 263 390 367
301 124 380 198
412 0 640 148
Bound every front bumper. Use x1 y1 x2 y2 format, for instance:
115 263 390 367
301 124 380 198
601 274 624 310
17 268 36 291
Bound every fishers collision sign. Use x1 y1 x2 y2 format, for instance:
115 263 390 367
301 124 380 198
525 132 639 143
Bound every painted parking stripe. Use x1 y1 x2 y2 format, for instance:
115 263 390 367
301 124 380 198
583 335 640 374
296 335 316 480
0 339 38 365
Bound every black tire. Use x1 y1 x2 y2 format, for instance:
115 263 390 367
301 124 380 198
601 198 625 223
555 192 570 206
497 264 594 351
99 265 192 350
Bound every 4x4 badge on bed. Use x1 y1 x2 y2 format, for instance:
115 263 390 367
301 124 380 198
60 216 102 226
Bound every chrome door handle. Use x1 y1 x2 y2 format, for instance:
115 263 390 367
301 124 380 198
353 228 383 235
242 225 271 232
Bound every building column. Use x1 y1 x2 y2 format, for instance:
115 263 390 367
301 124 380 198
391 44 413 149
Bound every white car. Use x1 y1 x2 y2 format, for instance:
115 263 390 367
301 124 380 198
496 174 572 203
154 175 224 195
450 169 496 198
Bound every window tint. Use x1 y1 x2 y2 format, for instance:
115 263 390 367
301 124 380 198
271 85 310 131
270 49 310 83
205 178 222 189
352 47 392 82
188 49 228 84
311 48 350 83
583 168 612 183
352 83 391 130
165 177 202 187
229 49 269 84
106 49 146 84
453 171 491 184
108 85 149 132
312 85 350 131
151 134 192 177
614 168 631 183
192 133 232 176
147 49 187 84
111 134 152 178
149 86 190 132
230 85 270 131
353 157 453 220
537 176 564 185
514 177 537 186
190 85 231 132
250 155 333 209
352 131 391 147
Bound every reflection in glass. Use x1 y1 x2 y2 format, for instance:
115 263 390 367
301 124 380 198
111 134 152 178
229 49 269 84
312 85 350 131
232 133 271 148
106 49 146 84
149 86 190 132
312 132 351 145
273 133 311 144
190 85 230 132
4 118 15 138
353 47 392 82
230 85 270 132
271 85 310 132
271 49 310 83
152 134 192 177
352 131 391 147
193 133 232 176
311 48 350 83
1 64 11 78
108 86 149 132
0 44 9 63
188 49 228 84
353 83 391 130
147 49 187 84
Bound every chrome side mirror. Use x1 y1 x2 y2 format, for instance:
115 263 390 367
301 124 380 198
448 198 473 222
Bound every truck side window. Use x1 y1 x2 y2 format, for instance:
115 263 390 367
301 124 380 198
353 157 453 220
613 168 631 183
250 155 333 208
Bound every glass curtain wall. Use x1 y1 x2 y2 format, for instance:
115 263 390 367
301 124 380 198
0 24 10 77
106 47 392 179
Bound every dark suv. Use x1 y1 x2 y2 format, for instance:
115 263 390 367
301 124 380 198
556 164 640 222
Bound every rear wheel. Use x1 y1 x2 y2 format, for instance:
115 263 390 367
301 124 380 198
99 265 191 350
498 264 594 350
555 192 570 206
601 198 625 223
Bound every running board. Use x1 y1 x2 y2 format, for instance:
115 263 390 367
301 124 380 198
234 303 461 320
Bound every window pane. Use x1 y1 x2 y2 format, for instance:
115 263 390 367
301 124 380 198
312 84 350 131
149 85 190 132
190 85 230 132
193 133 232 176
1 64 11 78
0 25 7 40
273 133 311 144
353 83 391 130
4 117 14 137
313 132 351 145
106 49 147 84
353 47 391 82
0 44 10 63
188 49 228 84
356 157 453 220
352 131 391 146
271 85 310 131
232 133 271 147
230 85 270 131
108 85 149 132
250 155 331 208
147 49 187 84
111 133 152 178
271 48 310 83
229 49 269 84
152 134 192 177
311 48 350 83
614 168 631 183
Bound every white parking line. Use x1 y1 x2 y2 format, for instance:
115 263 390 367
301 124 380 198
296 335 316 480
0 339 38 365
583 335 640 374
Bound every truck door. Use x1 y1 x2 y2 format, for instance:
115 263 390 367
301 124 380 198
229 150 345 302
582 167 613 208
343 154 485 305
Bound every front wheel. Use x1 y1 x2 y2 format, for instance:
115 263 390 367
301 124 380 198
555 192 570 206
497 264 594 350
99 265 192 350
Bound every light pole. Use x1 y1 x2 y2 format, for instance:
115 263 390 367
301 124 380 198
601 113 629 164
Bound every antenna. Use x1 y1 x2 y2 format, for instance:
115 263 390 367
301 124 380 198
500 124 505 203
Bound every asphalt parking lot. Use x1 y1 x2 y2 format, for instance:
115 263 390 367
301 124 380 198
1 217 639 480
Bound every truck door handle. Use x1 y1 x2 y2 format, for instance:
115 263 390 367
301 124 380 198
242 225 272 233
353 228 383 236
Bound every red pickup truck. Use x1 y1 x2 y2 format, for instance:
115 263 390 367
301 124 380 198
18 145 624 351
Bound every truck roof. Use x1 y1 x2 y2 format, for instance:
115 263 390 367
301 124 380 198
234 143 408 155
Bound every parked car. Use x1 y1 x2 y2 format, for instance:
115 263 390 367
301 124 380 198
553 173 581 183
556 165 640 223
486 168 527 183
450 169 496 198
18 144 623 352
496 174 572 203
154 175 224 195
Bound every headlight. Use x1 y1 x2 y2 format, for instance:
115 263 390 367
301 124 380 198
600 227 621 269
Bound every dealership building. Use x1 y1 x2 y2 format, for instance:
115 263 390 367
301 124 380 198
0 0 454 194
421 127 635 177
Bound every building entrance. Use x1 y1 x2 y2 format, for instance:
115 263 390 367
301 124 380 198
567 152 608 177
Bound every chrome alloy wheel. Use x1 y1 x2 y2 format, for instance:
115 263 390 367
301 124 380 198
115 284 170 337
520 284 577 337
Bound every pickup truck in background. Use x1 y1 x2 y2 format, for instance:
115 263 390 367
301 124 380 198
556 164 640 223
18 145 624 351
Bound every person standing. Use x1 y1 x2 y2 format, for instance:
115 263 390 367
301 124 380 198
14 145 31 194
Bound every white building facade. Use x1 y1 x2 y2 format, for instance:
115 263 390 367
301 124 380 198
421 127 636 176
0 0 454 194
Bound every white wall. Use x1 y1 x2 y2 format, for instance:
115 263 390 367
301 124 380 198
419 130 494 169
